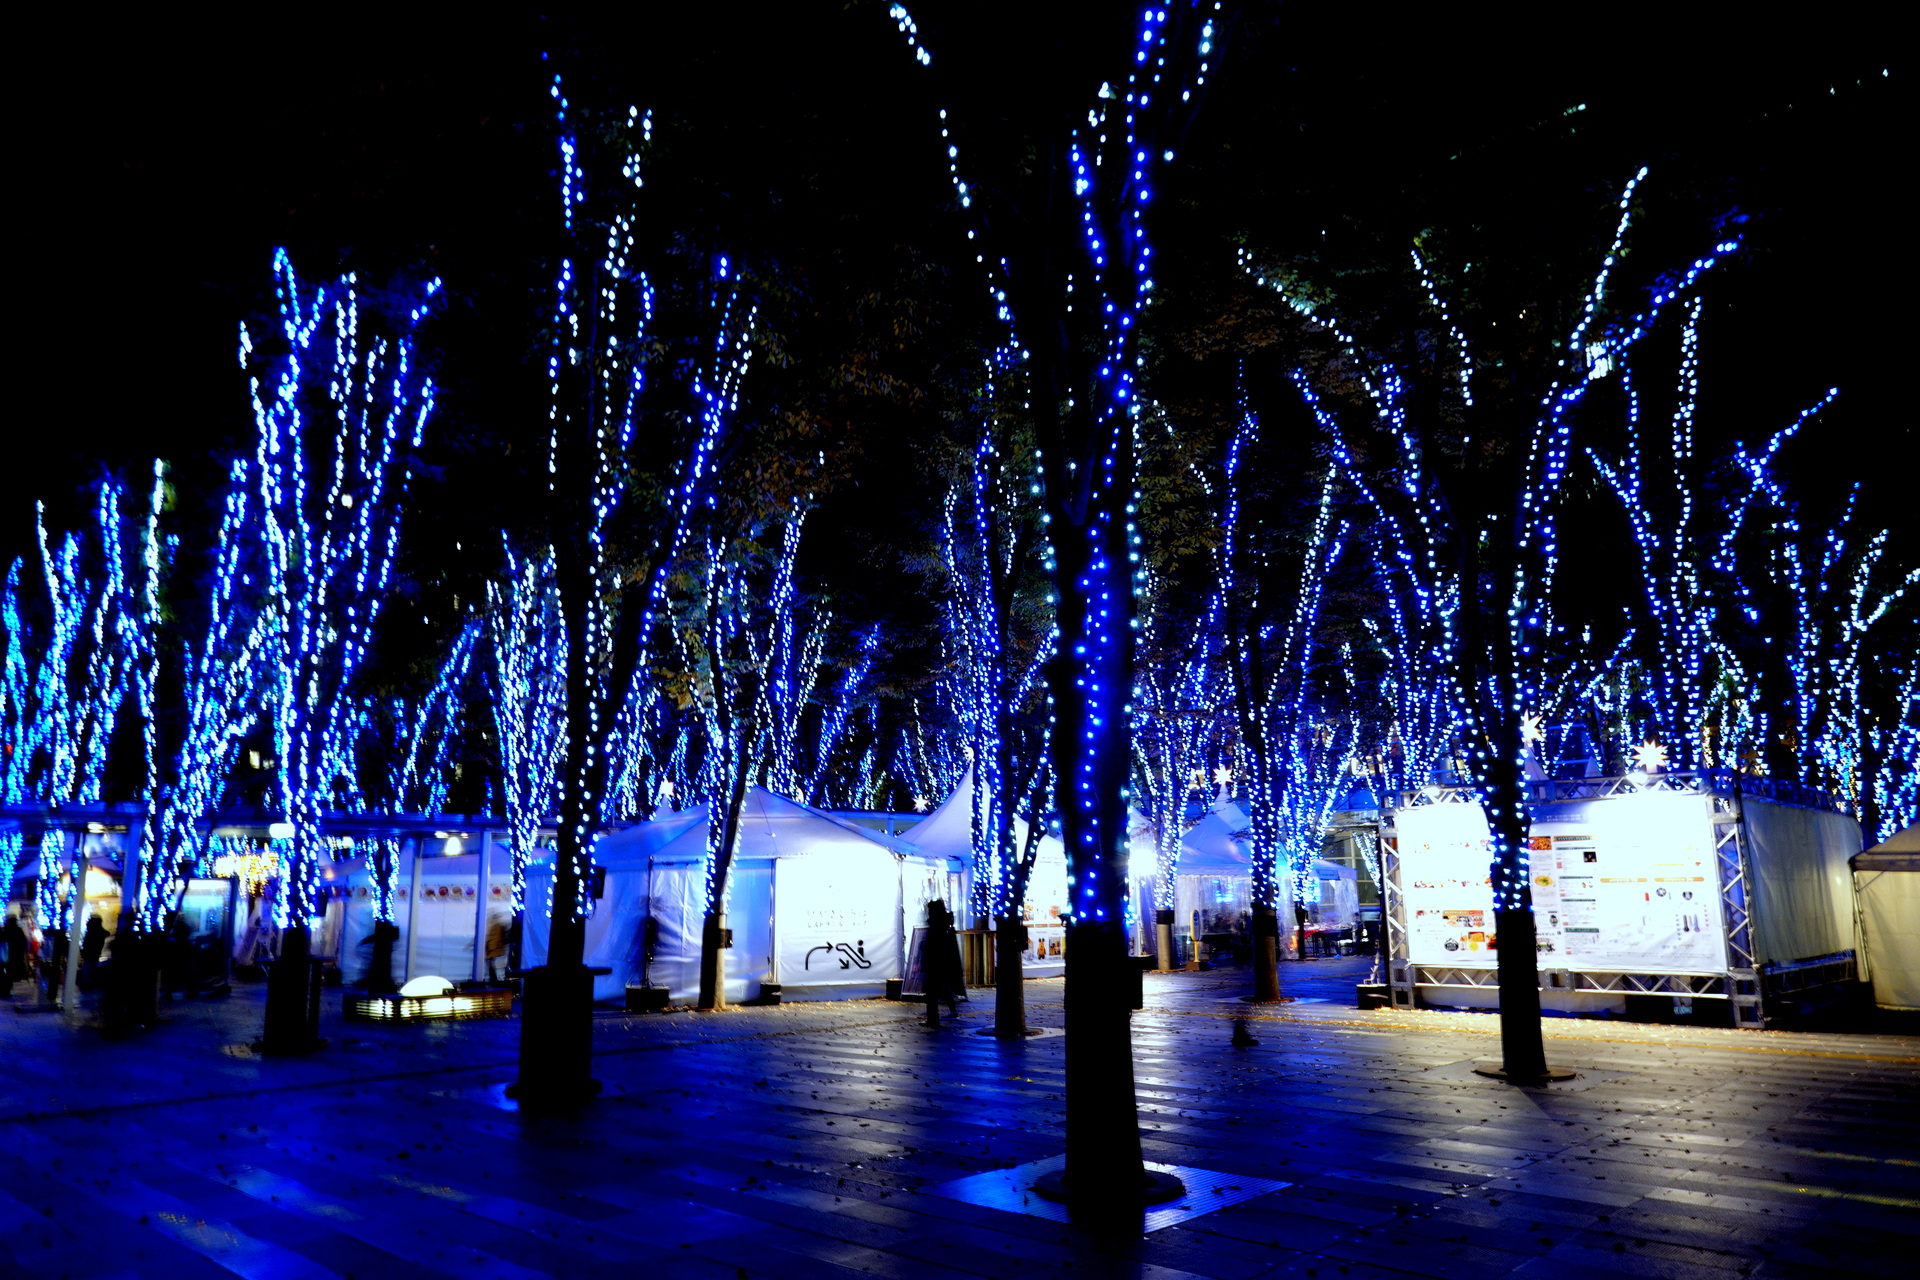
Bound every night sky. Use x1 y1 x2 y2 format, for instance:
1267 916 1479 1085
15 3 1907 670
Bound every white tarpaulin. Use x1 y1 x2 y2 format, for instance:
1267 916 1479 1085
1743 798 1862 966
778 847 899 983
1853 824 1920 1010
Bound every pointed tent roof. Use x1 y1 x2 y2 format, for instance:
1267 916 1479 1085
1855 823 1920 873
593 786 931 867
915 767 1067 869
905 767 975 863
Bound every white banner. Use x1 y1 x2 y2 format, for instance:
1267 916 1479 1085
777 849 900 984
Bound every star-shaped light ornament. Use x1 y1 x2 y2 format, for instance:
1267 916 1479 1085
1633 740 1669 773
1520 713 1545 745
1213 766 1234 785
911 794 931 813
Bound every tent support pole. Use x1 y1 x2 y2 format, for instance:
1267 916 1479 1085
474 833 494 984
403 838 422 985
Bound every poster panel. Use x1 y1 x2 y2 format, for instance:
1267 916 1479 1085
776 848 899 985
1530 792 1723 973
1397 791 1723 974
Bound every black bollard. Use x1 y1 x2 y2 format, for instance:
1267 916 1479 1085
509 964 602 1109
1231 1016 1259 1048
255 926 326 1055
100 931 162 1034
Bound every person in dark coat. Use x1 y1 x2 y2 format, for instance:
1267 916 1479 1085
921 900 966 1022
79 915 110 990
2 914 31 993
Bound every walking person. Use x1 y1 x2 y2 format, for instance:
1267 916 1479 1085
921 899 966 1027
1 913 30 998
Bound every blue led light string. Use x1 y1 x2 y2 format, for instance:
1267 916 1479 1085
486 544 567 911
0 562 35 906
803 624 881 807
22 485 138 933
249 252 439 929
1250 168 1742 924
147 458 275 913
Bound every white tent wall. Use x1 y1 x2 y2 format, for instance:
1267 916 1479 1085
1742 798 1863 966
337 855 513 986
519 788 951 1004
1853 825 1920 1011
587 861 773 1005
780 848 904 987
1855 868 1920 1010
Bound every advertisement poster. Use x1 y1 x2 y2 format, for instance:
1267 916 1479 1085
1020 839 1069 969
1397 792 1724 974
1530 792 1724 972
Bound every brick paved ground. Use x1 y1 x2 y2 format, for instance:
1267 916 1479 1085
3 960 1916 1280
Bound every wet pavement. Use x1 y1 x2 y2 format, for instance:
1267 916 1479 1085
3 960 1916 1279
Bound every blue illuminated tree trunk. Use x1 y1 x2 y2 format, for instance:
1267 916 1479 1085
1267 171 1742 1080
512 87 657 1103
249 250 437 1053
889 0 1228 1209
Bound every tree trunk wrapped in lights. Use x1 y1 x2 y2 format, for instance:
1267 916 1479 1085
4 488 137 961
141 460 275 930
928 402 1053 1035
1259 168 1742 1081
888 0 1229 1212
249 249 439 1054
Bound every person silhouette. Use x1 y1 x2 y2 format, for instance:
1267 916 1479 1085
921 900 965 1023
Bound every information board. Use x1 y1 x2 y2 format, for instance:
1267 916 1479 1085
1397 792 1725 975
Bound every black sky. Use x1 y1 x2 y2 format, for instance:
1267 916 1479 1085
13 3 1908 591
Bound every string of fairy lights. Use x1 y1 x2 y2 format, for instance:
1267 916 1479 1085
2 24 1914 963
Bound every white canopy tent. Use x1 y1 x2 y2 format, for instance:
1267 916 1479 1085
523 787 961 1003
1853 823 1920 1011
905 769 1069 973
1139 800 1362 948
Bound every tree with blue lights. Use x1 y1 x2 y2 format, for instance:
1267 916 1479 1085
1584 300 1916 837
486 546 566 914
1213 420 1360 997
890 0 1229 1211
139 460 276 933
15 485 142 948
1258 169 1741 1082
928 398 1055 1036
247 249 438 1051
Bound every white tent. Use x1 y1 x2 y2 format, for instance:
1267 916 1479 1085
898 769 1069 973
523 787 961 1003
333 845 514 986
1854 824 1920 1011
1146 801 1362 939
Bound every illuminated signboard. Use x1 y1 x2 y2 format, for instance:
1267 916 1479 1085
1397 791 1724 974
